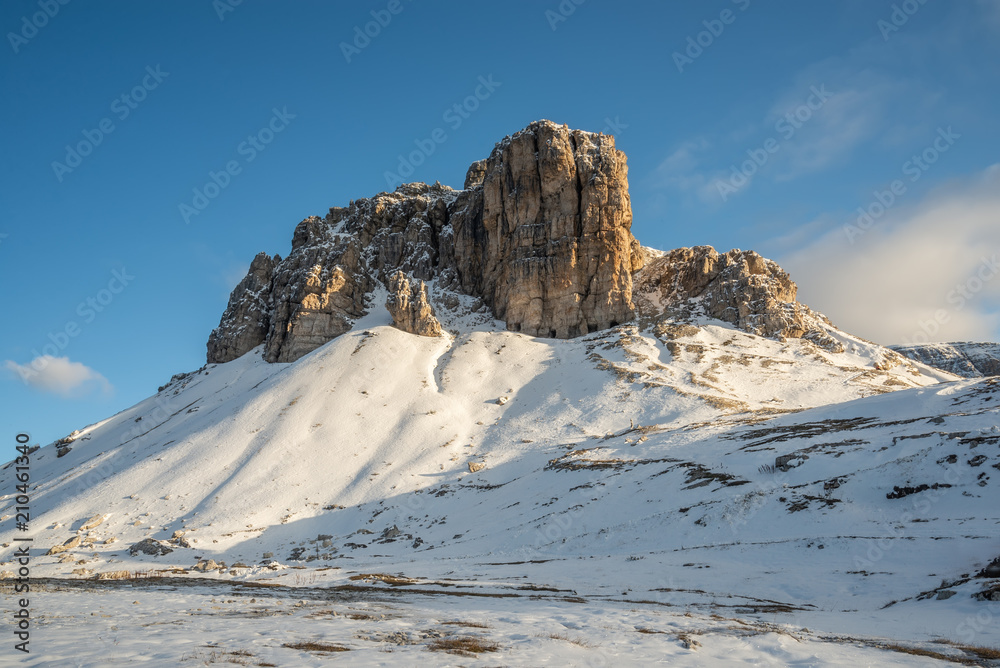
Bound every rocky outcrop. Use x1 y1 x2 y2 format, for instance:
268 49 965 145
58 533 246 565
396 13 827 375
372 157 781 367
46 535 81 555
208 120 642 363
211 182 455 363
128 538 174 556
464 159 487 189
207 121 826 365
892 342 1000 378
634 246 820 340
207 252 277 363
386 272 442 337
452 121 641 338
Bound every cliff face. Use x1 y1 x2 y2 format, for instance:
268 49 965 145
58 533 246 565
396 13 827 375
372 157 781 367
453 121 640 338
208 120 828 364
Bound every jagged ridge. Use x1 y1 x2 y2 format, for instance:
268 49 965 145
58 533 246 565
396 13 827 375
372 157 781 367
209 120 836 364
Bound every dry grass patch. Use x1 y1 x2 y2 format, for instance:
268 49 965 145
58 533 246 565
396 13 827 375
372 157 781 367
876 643 978 665
283 641 350 653
959 645 1000 661
441 620 490 629
348 573 416 586
426 637 499 656
190 648 273 666
931 639 1000 662
544 632 596 648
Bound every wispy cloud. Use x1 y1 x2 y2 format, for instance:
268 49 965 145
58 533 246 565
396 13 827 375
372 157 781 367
653 41 946 203
651 138 722 203
768 86 882 181
976 0 1000 30
5 356 113 397
777 165 1000 345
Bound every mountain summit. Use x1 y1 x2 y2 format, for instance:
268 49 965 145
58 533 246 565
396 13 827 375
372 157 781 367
209 120 833 364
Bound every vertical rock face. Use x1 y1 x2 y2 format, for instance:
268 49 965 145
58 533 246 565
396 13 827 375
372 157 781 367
206 120 825 365
208 120 642 363
452 120 640 338
207 252 277 363
386 271 442 337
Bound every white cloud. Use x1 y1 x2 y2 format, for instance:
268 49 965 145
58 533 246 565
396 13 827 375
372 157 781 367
768 85 885 181
5 356 112 397
777 165 1000 346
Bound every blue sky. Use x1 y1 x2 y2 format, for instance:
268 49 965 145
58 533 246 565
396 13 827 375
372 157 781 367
2 0 999 447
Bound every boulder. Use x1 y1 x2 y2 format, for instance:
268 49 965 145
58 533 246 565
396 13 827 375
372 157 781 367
128 538 174 557
46 535 81 555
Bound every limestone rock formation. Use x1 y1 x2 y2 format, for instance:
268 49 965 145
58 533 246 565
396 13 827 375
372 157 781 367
634 246 819 340
452 120 640 337
207 252 277 363
208 120 642 363
206 120 830 365
386 272 442 337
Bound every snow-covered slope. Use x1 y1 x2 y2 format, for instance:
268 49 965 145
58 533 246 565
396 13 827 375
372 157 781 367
894 341 1000 378
2 303 998 665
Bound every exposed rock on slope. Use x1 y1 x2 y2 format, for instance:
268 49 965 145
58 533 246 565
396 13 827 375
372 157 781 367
208 120 839 364
206 252 277 363
211 182 456 363
386 272 442 337
892 342 1000 378
634 246 828 342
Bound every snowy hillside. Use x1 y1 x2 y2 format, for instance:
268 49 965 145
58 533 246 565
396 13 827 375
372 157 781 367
894 341 1000 379
3 302 998 665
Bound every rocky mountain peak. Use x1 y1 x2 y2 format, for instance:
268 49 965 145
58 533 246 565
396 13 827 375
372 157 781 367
207 121 830 364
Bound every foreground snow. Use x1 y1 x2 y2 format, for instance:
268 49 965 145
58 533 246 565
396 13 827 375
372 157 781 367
2 312 998 665
24 578 994 667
